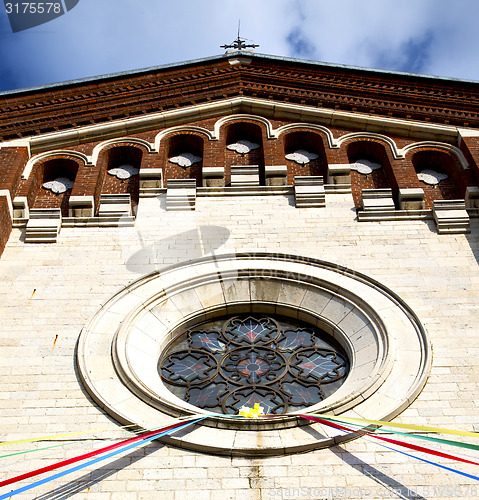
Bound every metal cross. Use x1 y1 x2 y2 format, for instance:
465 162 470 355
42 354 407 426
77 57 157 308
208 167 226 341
221 35 259 51
221 21 259 51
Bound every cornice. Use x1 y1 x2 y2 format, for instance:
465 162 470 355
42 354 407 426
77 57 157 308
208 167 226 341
3 97 462 158
1 55 479 141
238 64 479 126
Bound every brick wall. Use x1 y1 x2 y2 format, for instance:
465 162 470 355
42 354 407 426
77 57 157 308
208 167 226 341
0 147 28 195
0 197 11 258
3 117 478 214
3 54 479 143
460 136 479 185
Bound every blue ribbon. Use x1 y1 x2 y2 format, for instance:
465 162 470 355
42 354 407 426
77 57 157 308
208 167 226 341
0 418 205 499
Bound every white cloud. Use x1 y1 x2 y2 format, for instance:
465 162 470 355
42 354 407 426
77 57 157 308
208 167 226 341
282 0 479 79
1 0 479 91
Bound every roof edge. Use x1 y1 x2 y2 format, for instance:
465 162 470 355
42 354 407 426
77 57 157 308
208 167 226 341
1 51 479 97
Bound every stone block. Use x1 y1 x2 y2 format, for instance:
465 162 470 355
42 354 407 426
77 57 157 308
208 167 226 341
398 188 425 210
265 165 287 186
294 176 325 207
230 165 259 187
68 195 94 218
202 166 225 187
139 168 163 191
433 199 470 234
166 179 197 211
327 163 351 185
25 208 61 243
98 193 132 217
360 188 395 211
12 196 28 219
465 186 479 208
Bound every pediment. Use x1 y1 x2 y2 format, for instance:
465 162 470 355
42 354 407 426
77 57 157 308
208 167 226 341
2 52 479 144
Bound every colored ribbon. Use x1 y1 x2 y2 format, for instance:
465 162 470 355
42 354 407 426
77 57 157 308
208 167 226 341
307 414 479 439
317 415 479 454
365 439 479 482
0 442 80 460
309 415 479 482
304 416 479 472
0 425 138 448
3 412 479 498
0 418 202 491
0 418 205 499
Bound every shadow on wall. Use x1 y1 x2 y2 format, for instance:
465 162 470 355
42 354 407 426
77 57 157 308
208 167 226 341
125 225 231 273
34 441 162 500
328 444 429 500
466 221 479 266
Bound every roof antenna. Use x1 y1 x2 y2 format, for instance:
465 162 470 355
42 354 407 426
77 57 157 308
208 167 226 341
221 20 259 51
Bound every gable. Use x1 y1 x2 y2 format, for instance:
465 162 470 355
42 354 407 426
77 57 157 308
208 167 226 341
2 52 479 143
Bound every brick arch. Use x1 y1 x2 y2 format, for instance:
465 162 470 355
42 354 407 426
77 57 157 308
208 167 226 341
214 115 274 140
341 137 397 208
95 140 151 160
337 132 400 158
276 123 336 148
160 131 206 187
91 138 155 165
154 126 214 150
402 141 469 169
218 118 267 185
280 128 329 182
22 150 90 180
26 154 84 217
408 147 474 208
96 143 147 211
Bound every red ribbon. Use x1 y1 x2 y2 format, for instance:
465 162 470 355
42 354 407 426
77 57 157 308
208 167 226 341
0 420 188 488
303 416 479 467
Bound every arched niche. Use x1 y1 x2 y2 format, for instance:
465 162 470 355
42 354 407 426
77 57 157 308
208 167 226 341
32 158 79 217
346 140 394 208
165 134 204 187
284 131 327 180
106 145 142 170
411 150 461 208
101 145 142 209
224 122 265 185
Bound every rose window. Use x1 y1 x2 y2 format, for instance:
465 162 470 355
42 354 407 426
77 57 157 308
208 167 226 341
159 315 349 415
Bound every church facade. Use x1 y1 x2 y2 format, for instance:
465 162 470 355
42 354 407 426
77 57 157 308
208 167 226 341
1 51 479 498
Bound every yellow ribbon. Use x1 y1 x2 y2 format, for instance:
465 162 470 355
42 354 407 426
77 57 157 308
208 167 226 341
2 411 478 448
0 413 217 449
312 414 479 439
0 426 138 448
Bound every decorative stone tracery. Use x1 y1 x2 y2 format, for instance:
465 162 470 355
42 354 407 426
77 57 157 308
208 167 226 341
160 315 349 415
78 253 431 455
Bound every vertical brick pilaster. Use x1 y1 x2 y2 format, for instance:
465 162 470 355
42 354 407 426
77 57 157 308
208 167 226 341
0 147 29 197
0 197 12 258
460 136 479 186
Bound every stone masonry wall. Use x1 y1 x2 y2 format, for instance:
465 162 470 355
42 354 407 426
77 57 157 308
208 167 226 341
0 192 479 499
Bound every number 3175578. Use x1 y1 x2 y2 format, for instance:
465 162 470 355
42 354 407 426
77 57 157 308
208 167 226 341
5 3 62 14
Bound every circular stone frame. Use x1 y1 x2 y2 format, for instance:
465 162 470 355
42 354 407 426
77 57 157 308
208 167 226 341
78 253 431 456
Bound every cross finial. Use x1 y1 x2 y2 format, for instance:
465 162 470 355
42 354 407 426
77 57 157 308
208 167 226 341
221 20 259 51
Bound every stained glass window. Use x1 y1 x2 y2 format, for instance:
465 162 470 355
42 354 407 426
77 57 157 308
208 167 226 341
159 315 349 415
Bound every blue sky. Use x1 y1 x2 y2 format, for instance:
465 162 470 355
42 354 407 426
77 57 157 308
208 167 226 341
1 0 479 92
